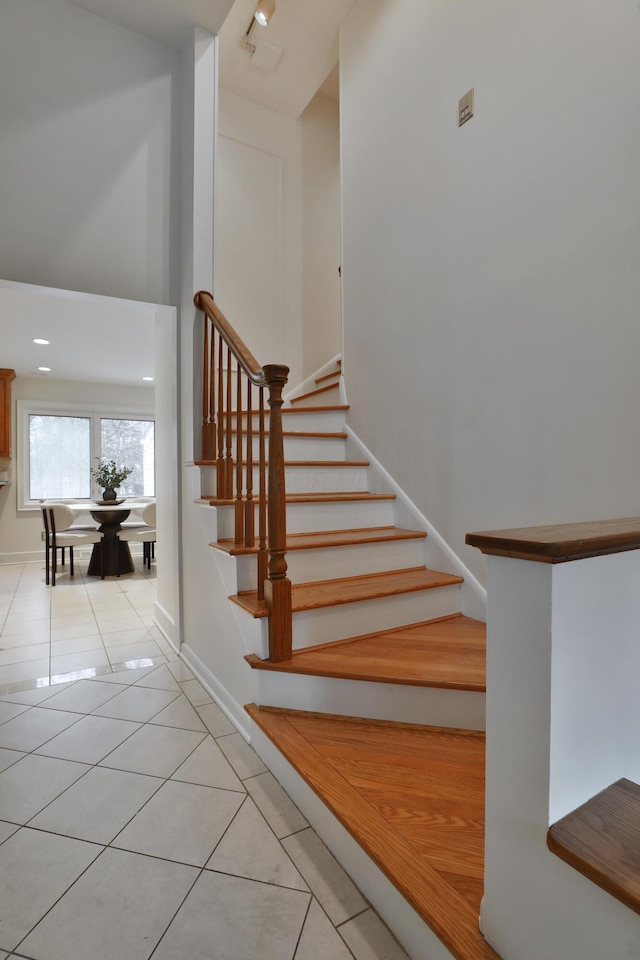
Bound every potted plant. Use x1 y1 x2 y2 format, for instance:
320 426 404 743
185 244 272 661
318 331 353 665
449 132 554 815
91 459 133 501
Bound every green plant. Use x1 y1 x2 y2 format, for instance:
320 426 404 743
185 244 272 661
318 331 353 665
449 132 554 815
91 458 133 490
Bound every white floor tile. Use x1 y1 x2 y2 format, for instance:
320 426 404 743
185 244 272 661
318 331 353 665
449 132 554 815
39 679 127 714
113 779 244 866
339 909 411 960
0 658 50 685
196 701 235 737
282 828 368 926
106 640 163 663
0 701 30 725
0 642 49 664
35 714 142 764
207 797 308 890
179 678 212 706
153 870 310 960
19 847 198 960
0 827 101 952
29 766 163 844
148 694 207 732
99 723 207 778
170 737 246 792
133 664 181 691
295 900 355 960
0 706 81 752
50 648 109 676
0 754 90 823
92 685 180 722
0 747 25 774
246 770 309 839
217 732 268 780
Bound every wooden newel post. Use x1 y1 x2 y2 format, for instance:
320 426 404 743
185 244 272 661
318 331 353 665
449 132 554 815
262 363 292 662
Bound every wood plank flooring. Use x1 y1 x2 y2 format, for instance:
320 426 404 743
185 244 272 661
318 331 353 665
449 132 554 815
246 704 500 960
247 613 486 691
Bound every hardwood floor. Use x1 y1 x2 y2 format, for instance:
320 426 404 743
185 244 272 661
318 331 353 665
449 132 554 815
247 704 500 960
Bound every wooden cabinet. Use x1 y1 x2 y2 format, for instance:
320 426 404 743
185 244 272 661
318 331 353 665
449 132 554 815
0 369 16 458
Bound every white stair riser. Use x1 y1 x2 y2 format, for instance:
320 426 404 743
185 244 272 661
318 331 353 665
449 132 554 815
291 584 461 649
234 537 425 591
255 671 485 731
235 464 368 495
290 384 341 408
215 498 396 539
199 456 364 498
232 435 348 461
283 465 368 494
241 409 348 432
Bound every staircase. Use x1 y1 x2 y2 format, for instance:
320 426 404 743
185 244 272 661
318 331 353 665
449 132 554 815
193 296 496 960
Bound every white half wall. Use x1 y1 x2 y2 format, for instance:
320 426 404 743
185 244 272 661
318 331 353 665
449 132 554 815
339 0 640 587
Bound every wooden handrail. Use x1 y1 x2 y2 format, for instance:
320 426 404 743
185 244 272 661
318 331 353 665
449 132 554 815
194 290 292 662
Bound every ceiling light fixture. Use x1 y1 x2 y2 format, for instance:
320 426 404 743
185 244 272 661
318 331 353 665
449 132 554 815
241 0 276 51
33 338 50 345
254 0 275 27
37 366 51 373
142 377 154 382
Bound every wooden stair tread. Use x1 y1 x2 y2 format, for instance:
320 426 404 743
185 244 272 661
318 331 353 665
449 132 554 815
231 566 462 618
200 491 396 507
213 525 427 556
291 382 341 404
246 704 499 960
246 613 485 691
315 370 342 385
547 778 640 916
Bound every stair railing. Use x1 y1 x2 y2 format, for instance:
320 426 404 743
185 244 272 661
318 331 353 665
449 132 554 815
194 290 292 662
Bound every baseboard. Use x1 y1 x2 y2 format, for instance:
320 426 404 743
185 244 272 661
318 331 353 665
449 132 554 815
0 552 41 565
345 425 487 621
180 642 253 742
152 601 178 653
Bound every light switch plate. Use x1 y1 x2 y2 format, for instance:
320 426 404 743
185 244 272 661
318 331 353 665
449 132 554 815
458 89 474 126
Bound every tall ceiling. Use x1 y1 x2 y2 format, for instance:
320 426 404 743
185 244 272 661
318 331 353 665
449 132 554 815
67 0 353 118
3 0 351 384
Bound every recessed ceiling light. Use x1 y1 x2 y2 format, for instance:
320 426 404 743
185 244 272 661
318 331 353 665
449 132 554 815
142 376 154 382
37 366 51 373
33 338 50 345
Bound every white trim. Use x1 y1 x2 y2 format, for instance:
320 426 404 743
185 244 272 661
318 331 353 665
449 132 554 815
344 424 487 621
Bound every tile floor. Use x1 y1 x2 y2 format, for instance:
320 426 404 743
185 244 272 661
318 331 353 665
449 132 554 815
0 562 409 960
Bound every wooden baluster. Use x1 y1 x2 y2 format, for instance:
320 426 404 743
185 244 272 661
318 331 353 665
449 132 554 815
201 316 211 460
225 347 233 499
257 387 267 601
235 367 244 544
216 332 225 499
262 364 291 662
245 382 255 548
209 318 216 464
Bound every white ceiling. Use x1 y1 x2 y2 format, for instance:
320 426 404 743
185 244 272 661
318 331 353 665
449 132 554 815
0 282 157 387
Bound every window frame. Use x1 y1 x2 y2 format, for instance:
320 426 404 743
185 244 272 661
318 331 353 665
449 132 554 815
17 399 155 512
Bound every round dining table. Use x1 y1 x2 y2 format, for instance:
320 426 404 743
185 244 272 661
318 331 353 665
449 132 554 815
68 502 137 577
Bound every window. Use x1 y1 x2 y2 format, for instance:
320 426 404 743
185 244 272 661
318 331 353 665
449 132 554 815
19 401 155 509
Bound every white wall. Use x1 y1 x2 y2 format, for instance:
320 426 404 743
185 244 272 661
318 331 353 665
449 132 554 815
0 0 179 305
0 377 154 562
340 0 640 587
216 88 303 389
300 91 342 378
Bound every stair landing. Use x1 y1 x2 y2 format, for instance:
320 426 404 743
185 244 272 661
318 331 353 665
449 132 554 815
247 613 485 691
246 704 500 960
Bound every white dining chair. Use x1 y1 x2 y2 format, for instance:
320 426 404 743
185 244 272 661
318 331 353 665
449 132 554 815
42 503 104 585
118 501 156 570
